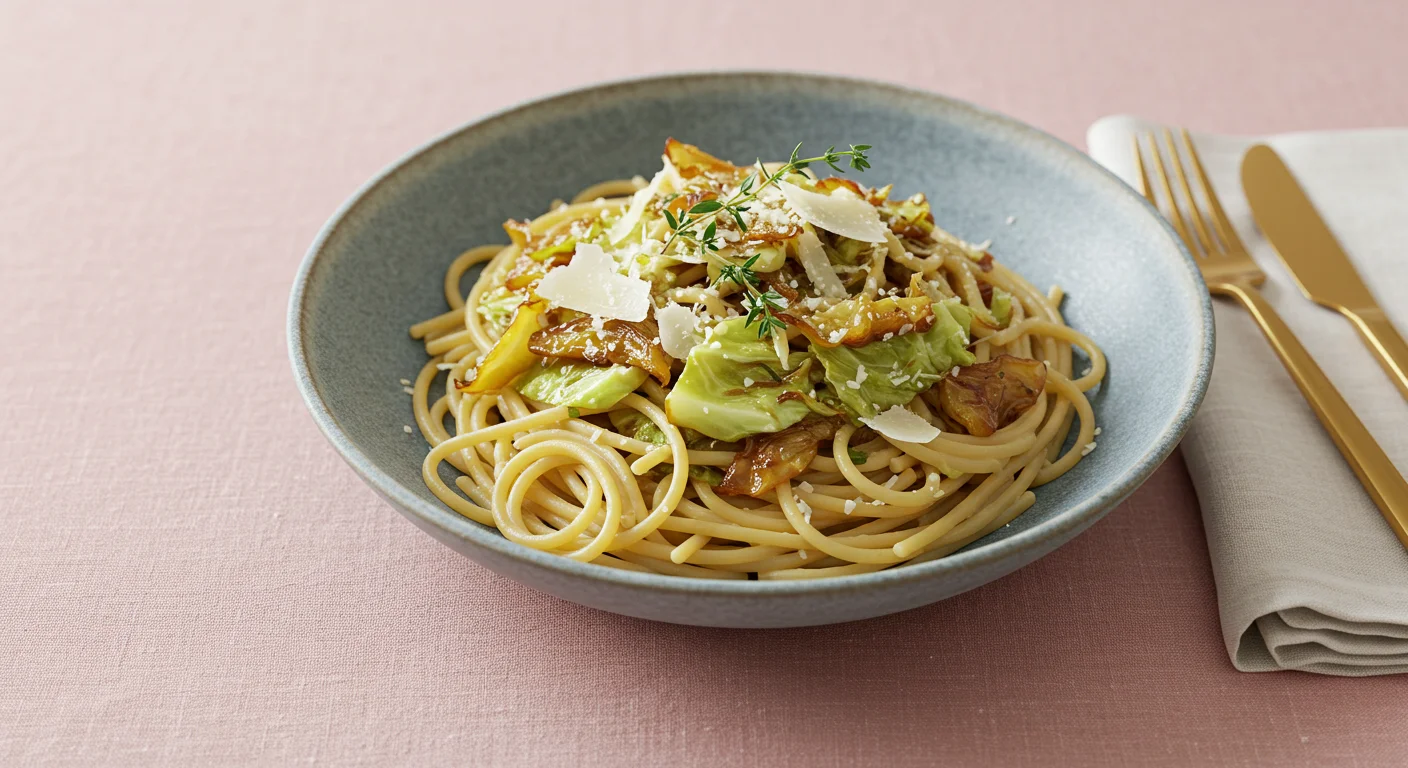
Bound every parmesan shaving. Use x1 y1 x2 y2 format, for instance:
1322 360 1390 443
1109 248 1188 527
861 405 941 444
796 228 847 298
536 243 651 322
655 302 699 359
608 170 667 244
779 180 887 243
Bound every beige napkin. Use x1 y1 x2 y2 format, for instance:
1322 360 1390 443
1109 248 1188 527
1087 117 1408 676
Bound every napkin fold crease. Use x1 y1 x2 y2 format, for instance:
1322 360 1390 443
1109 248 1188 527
1087 117 1408 676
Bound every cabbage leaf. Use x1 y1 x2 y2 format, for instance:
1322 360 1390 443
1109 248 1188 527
812 298 976 419
475 286 524 337
514 360 647 410
663 318 813 442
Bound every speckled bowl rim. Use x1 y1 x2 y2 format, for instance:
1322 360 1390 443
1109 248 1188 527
289 70 1213 598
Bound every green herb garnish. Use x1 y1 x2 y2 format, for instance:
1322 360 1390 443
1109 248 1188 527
662 142 873 338
714 253 787 338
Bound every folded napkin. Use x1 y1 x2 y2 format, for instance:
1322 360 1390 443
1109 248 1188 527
1088 117 1408 676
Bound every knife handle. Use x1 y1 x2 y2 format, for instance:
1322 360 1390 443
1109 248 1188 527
1218 281 1408 549
1340 306 1408 402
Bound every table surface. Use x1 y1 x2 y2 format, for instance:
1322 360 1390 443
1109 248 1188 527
4 1 1407 765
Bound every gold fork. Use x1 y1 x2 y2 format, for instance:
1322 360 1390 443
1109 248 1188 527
1134 128 1408 550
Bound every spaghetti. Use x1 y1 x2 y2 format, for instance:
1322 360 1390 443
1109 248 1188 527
407 140 1105 579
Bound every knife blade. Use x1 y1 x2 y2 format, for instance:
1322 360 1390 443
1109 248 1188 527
1241 143 1408 400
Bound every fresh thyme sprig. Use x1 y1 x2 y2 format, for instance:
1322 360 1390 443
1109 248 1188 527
663 142 872 256
715 253 763 291
717 253 789 338
663 142 873 337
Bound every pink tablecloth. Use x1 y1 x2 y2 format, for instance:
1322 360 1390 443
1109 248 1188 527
4 2 1406 765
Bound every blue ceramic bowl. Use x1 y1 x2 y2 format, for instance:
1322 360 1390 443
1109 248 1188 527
289 72 1212 627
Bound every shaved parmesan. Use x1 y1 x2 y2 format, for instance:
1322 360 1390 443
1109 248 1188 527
861 406 940 444
772 326 791 371
655 302 699 359
779 180 887 243
536 243 651 321
796 228 847 298
609 170 667 244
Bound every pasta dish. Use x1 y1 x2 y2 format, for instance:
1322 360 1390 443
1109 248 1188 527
407 140 1104 579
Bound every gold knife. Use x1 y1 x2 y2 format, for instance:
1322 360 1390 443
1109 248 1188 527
1241 144 1408 401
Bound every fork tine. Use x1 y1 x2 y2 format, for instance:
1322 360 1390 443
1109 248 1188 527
1140 132 1199 256
1161 129 1218 256
1178 127 1245 253
1131 135 1151 199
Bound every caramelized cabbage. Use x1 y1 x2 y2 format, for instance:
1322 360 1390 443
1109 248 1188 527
475 286 524 337
811 299 976 419
664 138 739 179
882 194 936 238
781 294 936 348
718 416 847 498
663 318 814 442
939 355 1047 436
528 316 672 385
515 360 647 410
466 300 547 394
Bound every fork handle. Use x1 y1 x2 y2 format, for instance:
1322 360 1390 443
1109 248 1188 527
1217 281 1408 548
1339 307 1408 402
